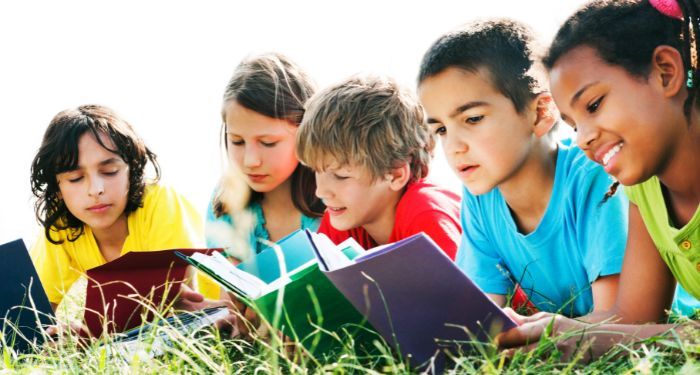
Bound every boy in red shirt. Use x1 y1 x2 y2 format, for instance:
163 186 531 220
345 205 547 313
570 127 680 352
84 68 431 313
296 75 461 258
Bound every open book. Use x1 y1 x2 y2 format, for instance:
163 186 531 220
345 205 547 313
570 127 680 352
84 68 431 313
182 230 516 367
307 231 517 367
177 230 374 354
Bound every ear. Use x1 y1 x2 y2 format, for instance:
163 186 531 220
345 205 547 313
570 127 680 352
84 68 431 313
651 45 685 98
386 162 411 191
531 92 558 138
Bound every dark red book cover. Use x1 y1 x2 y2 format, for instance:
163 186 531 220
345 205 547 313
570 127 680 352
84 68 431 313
84 248 215 337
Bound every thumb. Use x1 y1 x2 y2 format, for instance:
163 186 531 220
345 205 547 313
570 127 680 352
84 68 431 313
179 284 204 302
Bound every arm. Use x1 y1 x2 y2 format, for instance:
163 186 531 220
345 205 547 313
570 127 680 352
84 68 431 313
589 274 620 313
497 309 697 362
585 204 676 323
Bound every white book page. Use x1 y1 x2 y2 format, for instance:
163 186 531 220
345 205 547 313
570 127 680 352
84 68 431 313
191 252 268 298
309 232 353 271
354 243 392 261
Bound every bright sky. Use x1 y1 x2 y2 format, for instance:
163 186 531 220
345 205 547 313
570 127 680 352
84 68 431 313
0 0 586 245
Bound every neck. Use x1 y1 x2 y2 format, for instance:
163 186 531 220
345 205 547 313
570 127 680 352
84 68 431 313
92 213 129 255
656 118 700 203
498 135 558 233
362 190 403 245
260 178 298 214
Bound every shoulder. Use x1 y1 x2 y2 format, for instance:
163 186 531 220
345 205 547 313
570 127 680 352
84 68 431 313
132 183 203 232
557 139 601 179
622 176 659 206
557 141 620 204
142 183 186 206
397 179 460 215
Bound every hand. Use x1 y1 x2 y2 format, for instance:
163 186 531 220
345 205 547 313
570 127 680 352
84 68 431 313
223 291 261 340
175 284 213 311
497 308 601 362
44 320 92 348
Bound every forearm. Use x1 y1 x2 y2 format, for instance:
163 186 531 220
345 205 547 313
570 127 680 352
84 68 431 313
570 321 698 360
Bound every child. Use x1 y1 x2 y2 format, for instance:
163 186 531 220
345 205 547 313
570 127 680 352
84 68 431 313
417 19 628 317
497 0 699 358
30 105 206 311
296 75 461 258
203 53 324 299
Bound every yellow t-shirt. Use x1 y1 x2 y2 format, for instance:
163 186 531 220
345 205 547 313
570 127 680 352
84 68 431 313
31 184 219 304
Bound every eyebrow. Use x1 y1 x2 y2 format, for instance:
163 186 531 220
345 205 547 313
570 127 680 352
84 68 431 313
570 81 599 107
67 157 123 172
426 101 489 124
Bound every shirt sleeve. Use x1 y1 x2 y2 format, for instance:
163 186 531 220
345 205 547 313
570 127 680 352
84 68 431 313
575 167 628 283
30 234 80 305
456 190 512 295
404 210 461 260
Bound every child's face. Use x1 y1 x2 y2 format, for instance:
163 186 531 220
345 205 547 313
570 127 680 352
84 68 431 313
224 101 300 194
314 160 396 231
549 46 681 186
419 67 536 195
56 132 130 232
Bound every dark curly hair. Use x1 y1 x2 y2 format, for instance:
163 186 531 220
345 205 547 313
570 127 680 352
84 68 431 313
30 105 160 244
418 18 548 114
544 0 700 202
214 52 324 219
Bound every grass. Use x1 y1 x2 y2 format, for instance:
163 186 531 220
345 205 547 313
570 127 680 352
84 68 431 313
2 278 698 374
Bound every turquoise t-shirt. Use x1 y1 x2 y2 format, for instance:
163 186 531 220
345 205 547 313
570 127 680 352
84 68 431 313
456 140 628 317
205 196 320 254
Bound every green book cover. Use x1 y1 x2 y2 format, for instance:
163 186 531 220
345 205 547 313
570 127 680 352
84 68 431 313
187 231 378 355
252 261 375 355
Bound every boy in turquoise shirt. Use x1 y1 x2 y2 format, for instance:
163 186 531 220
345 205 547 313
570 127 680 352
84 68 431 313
417 19 627 316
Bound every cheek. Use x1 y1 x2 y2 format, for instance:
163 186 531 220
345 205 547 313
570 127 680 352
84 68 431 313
270 144 299 173
228 147 244 167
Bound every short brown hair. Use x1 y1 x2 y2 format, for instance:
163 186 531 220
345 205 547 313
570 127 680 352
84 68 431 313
418 19 547 114
297 75 433 181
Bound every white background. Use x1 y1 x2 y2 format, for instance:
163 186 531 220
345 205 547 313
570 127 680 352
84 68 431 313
0 0 585 245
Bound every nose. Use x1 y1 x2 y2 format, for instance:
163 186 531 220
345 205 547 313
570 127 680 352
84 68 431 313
442 127 468 157
314 172 332 200
243 144 262 168
575 122 600 151
88 176 105 197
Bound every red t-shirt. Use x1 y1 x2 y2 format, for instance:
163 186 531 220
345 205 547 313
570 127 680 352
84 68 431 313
317 179 461 259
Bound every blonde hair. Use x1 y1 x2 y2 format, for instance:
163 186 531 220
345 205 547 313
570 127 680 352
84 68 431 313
296 75 433 181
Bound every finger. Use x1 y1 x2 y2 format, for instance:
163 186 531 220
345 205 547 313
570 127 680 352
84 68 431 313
496 319 549 349
502 307 525 325
45 325 58 337
180 285 205 303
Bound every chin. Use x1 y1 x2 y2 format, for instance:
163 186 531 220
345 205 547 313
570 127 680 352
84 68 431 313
463 182 492 196
615 170 652 187
329 218 355 231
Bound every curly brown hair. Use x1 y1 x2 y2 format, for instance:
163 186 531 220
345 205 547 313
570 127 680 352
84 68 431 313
30 105 160 244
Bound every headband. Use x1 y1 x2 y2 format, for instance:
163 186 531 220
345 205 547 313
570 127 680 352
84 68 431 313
650 0 683 19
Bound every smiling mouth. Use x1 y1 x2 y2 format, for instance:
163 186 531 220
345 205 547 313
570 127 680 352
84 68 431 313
327 206 346 215
602 142 623 166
